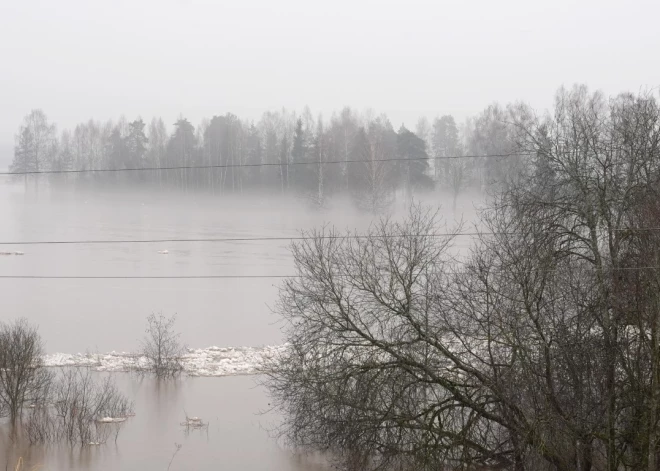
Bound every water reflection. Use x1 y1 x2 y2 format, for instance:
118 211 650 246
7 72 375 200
0 372 330 471
0 183 481 469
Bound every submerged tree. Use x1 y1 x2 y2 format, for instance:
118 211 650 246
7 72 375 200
140 313 185 378
0 319 52 425
49 368 132 445
0 319 132 447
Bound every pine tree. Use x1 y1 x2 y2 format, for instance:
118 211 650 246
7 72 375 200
167 118 197 191
397 126 433 202
126 119 148 168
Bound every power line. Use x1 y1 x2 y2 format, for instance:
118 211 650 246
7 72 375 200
0 275 292 279
0 233 477 245
0 152 529 176
1 266 659 280
1 228 660 246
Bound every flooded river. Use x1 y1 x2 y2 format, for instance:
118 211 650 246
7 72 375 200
0 178 477 469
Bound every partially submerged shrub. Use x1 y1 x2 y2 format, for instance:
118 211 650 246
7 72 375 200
0 319 134 447
0 319 53 425
52 368 133 445
140 313 185 378
25 368 133 446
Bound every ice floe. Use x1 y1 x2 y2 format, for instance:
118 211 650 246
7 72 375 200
97 417 127 423
43 345 286 377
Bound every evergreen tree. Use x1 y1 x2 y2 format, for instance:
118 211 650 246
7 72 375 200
126 119 148 168
396 126 433 201
166 118 197 190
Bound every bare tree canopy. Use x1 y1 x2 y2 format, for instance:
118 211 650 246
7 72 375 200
0 319 133 446
267 87 660 471
140 313 185 378
0 319 51 425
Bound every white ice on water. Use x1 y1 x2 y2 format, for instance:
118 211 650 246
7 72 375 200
43 345 286 377
97 417 126 423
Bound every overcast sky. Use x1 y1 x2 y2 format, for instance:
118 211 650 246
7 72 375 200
1 0 659 153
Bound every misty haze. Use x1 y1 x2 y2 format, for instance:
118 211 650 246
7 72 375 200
1 1 660 470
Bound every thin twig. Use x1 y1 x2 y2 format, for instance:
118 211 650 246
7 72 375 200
167 443 182 471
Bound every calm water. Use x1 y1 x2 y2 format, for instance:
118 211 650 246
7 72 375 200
0 181 373 353
0 178 477 470
1 373 329 471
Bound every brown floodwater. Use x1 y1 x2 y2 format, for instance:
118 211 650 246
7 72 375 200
0 373 330 471
0 178 480 469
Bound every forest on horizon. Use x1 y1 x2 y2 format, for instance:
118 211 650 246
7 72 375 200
6 87 565 211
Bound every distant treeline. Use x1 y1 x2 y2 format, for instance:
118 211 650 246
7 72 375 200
9 104 521 210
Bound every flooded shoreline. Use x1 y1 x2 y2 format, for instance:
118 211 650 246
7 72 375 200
1 373 330 471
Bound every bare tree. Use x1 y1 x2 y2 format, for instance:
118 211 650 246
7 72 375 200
0 319 52 425
267 87 660 471
140 313 184 378
266 206 486 470
51 368 132 446
10 109 57 174
498 85 660 470
23 367 132 446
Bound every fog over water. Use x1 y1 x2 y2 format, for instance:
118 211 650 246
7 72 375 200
0 183 355 353
0 181 477 354
0 178 479 470
1 0 658 468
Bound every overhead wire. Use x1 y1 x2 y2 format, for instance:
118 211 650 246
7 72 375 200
1 227 660 246
0 152 529 176
1 265 660 280
2 149 658 278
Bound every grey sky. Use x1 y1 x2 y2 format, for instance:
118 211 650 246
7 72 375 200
1 0 658 152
